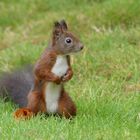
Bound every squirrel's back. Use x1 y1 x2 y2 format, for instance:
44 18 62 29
0 65 33 107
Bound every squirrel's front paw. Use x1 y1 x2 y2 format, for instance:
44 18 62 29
62 69 73 82
14 108 34 120
54 76 62 84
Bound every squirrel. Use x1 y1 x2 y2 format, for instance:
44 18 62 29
0 20 84 119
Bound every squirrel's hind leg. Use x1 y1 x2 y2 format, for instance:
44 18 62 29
58 91 76 119
14 91 46 120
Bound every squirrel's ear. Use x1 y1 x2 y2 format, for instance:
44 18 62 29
53 21 62 40
60 20 68 31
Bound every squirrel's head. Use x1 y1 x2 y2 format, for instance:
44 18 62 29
52 20 84 55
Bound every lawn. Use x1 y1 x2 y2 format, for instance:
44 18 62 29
0 0 140 139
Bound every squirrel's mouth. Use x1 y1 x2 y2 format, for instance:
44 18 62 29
73 48 84 54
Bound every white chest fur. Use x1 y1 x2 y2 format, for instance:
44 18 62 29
52 55 69 77
45 55 68 113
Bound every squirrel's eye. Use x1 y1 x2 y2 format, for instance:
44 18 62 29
65 37 72 44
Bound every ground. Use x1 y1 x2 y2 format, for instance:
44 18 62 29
0 0 140 139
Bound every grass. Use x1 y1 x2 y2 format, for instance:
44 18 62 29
0 0 140 139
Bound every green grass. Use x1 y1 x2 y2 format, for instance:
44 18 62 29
0 0 140 139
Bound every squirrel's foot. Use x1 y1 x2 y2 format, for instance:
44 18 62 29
14 108 34 120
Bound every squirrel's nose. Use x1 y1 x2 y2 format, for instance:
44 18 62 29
80 45 84 50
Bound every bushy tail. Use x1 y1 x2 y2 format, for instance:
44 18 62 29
0 65 34 107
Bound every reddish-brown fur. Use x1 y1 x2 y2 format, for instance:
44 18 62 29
14 20 83 119
58 89 76 118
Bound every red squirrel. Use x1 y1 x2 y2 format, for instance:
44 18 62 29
0 20 84 119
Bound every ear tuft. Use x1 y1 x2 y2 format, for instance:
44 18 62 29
53 21 62 41
60 19 68 30
54 21 61 28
